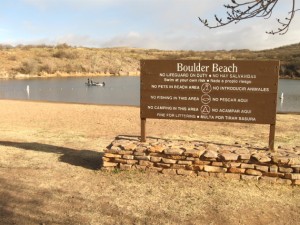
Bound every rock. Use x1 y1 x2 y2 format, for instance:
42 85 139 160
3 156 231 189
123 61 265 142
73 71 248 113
164 148 184 155
177 160 192 165
240 154 251 160
258 156 271 163
139 160 153 167
134 151 146 156
288 157 300 165
123 155 134 160
184 149 204 157
105 147 120 153
186 157 196 161
220 153 239 161
241 175 259 181
212 162 223 167
104 153 122 158
126 160 138 165
285 173 300 180
114 158 127 164
252 154 271 163
294 180 300 185
263 172 284 178
102 161 118 167
203 150 218 159
219 149 231 154
149 145 165 153
228 168 246 174
279 167 293 173
255 165 269 172
170 155 186 160
194 159 211 165
180 145 195 151
134 156 150 161
245 169 262 176
155 163 171 168
119 150 133 155
204 165 227 173
190 165 204 171
135 146 147 152
171 164 187 169
234 149 250 155
269 165 278 173
150 156 162 163
228 162 241 168
194 146 206 152
102 157 111 162
240 163 255 169
161 158 177 164
119 164 132 170
206 144 220 151
272 156 289 164
122 143 137 151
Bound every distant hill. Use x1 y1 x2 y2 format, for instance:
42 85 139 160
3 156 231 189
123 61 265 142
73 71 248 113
0 42 299 79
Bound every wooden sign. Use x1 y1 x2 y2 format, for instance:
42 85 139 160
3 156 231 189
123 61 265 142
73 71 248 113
140 60 279 150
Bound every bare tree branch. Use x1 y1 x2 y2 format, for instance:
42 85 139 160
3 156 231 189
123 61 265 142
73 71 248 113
199 0 297 35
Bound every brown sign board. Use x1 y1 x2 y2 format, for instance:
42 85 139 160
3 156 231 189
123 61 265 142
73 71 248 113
141 60 279 125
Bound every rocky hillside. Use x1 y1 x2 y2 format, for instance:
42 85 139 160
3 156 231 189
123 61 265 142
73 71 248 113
0 42 299 79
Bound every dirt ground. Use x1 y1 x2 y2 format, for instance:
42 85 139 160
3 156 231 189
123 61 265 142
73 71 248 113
0 100 299 225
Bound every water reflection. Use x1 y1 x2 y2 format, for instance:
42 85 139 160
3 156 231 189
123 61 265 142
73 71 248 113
26 85 30 99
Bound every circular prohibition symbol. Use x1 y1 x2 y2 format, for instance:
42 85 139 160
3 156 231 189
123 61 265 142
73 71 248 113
200 105 211 115
201 83 212 94
201 94 211 105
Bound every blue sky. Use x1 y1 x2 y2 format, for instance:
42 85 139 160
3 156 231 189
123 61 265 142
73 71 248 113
1 0 299 50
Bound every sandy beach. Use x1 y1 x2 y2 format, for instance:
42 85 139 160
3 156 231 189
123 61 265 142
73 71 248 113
0 100 299 224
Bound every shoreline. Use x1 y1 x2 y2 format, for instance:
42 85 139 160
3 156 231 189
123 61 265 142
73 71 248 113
0 72 299 80
0 72 139 80
1 98 300 115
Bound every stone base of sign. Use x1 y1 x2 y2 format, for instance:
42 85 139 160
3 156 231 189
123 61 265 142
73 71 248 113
102 137 300 186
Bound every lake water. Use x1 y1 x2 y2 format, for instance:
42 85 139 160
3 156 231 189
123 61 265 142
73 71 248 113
0 76 140 106
0 77 299 113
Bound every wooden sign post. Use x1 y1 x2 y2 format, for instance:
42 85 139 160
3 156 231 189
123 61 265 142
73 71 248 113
141 118 146 142
140 60 279 150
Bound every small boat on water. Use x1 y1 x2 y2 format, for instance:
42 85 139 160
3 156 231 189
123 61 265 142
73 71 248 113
85 79 105 87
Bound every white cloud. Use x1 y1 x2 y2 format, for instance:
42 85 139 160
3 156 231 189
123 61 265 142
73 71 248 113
12 0 300 50
22 0 131 10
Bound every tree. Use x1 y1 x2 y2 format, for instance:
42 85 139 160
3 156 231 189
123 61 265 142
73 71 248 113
199 0 297 35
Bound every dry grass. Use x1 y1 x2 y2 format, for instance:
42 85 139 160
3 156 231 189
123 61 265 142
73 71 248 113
0 100 300 225
0 43 300 79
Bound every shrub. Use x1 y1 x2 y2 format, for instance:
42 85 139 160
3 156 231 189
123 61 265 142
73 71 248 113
52 49 78 59
16 59 40 74
0 44 13 50
8 55 17 61
56 43 71 49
